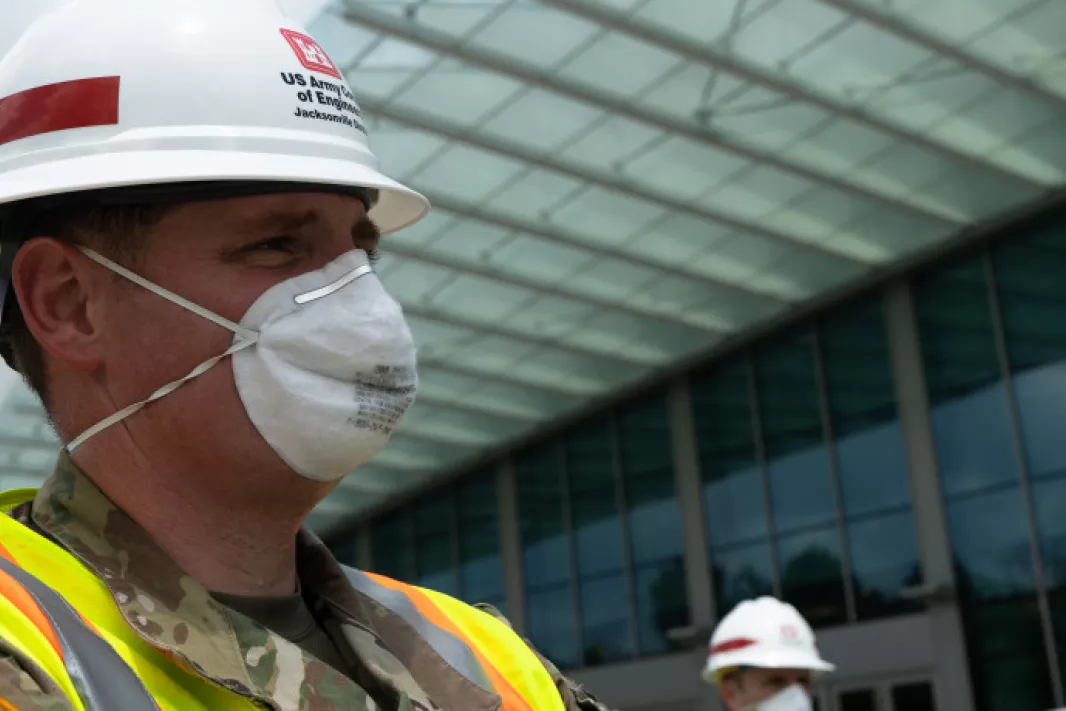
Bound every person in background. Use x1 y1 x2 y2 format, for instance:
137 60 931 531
702 597 835 711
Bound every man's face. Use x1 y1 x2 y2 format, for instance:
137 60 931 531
75 191 379 502
720 667 812 710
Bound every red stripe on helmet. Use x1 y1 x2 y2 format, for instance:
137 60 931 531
710 638 758 655
0 76 120 147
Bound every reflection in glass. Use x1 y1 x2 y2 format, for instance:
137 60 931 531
914 260 1020 497
527 586 580 670
947 488 1036 600
777 526 846 628
994 230 1066 481
890 682 935 711
838 689 876 711
371 510 415 583
566 419 624 577
820 299 911 517
457 472 504 608
566 418 633 663
847 512 922 620
713 542 775 617
580 574 632 665
329 536 359 568
633 558 687 655
413 495 459 596
517 442 577 665
619 395 688 654
754 332 836 534
965 598 1054 711
692 361 769 547
517 443 571 587
1031 476 1066 589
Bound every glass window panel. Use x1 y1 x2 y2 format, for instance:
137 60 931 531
371 510 415 583
413 495 459 597
993 225 1066 480
527 585 580 671
1032 475 1066 589
890 682 935 711
847 512 923 621
457 472 504 605
966 598 1055 711
517 443 572 588
328 535 359 568
947 488 1037 600
712 542 775 617
692 361 770 548
755 331 836 534
820 299 912 517
777 526 847 628
633 559 688 656
914 259 1020 497
838 689 876 711
566 418 624 577
579 574 633 665
618 396 683 565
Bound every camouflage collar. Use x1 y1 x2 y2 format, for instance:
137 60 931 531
28 454 393 710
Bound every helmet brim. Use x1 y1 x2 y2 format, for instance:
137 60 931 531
702 653 836 685
0 149 429 236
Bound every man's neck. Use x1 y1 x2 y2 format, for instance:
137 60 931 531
72 439 315 597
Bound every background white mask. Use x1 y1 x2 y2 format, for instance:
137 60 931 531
70 248 418 482
742 685 813 711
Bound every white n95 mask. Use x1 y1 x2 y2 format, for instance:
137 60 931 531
741 685 813 711
69 248 418 482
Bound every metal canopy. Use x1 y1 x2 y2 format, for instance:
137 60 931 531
2 0 1066 532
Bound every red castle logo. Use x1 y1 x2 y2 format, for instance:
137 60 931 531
280 29 342 79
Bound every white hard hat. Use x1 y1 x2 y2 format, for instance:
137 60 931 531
702 597 835 684
0 0 429 232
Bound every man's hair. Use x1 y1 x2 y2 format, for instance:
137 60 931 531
0 203 169 408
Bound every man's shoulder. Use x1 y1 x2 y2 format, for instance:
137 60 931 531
470 603 615 711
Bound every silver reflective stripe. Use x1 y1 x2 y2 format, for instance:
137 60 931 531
0 556 157 710
343 567 494 692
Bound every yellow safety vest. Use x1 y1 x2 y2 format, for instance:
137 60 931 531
0 489 563 711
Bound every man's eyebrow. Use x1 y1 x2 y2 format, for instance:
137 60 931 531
234 210 322 235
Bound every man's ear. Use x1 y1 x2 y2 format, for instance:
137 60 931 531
12 238 105 372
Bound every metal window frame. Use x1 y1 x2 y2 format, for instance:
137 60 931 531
882 280 976 711
498 459 526 633
981 247 1065 707
608 411 641 658
811 323 860 623
557 439 586 666
667 377 716 630
744 355 784 597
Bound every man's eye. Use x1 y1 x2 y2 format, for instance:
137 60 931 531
249 236 298 253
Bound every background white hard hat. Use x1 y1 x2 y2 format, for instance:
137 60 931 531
0 0 429 234
702 597 835 684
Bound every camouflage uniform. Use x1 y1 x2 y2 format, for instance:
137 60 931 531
0 456 612 711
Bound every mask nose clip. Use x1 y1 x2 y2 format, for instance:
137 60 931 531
294 263 373 305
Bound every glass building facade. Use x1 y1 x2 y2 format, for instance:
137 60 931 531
326 204 1066 711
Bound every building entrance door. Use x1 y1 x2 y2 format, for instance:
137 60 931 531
817 675 936 711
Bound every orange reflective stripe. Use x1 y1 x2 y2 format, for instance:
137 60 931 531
0 696 18 711
364 573 534 711
0 546 62 660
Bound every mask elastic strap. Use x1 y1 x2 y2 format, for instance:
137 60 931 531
66 247 261 453
66 337 256 453
79 247 258 342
